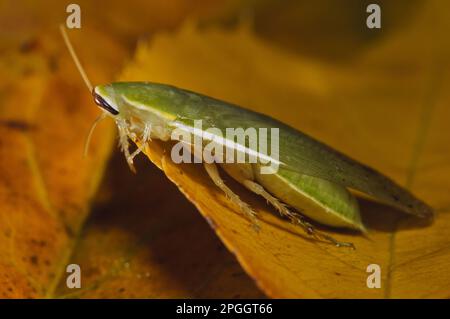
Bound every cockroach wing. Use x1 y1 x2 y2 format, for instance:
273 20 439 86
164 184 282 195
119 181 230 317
115 82 433 219
184 93 434 219
277 124 434 218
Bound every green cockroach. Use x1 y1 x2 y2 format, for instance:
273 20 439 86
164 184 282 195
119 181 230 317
61 27 433 248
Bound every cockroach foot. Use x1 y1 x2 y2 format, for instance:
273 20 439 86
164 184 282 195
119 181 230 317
242 180 355 249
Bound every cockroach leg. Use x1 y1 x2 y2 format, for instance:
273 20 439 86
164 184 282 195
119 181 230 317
242 180 355 248
127 124 153 166
116 120 136 172
203 163 259 230
117 121 153 172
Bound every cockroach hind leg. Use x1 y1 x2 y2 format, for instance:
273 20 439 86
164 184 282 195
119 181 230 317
203 163 259 230
242 180 355 249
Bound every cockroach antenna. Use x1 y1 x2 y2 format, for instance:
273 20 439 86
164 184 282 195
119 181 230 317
59 24 107 156
83 112 108 156
59 24 93 92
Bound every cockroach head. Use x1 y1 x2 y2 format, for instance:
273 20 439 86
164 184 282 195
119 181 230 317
93 85 119 116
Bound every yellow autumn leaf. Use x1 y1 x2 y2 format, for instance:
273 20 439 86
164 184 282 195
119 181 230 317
1 0 251 298
0 30 124 297
3 0 449 300
53 152 264 298
117 4 450 298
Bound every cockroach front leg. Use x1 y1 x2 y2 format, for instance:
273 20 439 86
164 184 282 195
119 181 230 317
128 124 152 164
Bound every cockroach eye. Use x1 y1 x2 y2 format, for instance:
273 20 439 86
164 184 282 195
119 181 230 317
93 93 119 115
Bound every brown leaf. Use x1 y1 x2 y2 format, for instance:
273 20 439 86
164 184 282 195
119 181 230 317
0 30 125 297
0 0 263 298
53 152 264 298
117 4 450 298
1 0 238 298
3 0 450 299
